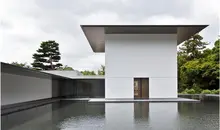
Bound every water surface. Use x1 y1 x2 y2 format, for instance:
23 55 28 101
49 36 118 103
1 100 219 130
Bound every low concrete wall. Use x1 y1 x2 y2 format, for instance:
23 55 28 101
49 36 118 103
1 72 52 105
1 63 61 114
59 79 105 98
1 62 105 115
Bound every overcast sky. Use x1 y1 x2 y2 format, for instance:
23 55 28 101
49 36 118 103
0 0 219 71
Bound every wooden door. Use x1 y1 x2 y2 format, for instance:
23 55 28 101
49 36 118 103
134 78 149 99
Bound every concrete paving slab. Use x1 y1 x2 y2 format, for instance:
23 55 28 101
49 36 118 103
88 98 200 103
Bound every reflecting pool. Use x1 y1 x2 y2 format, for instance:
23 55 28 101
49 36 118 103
1 100 219 130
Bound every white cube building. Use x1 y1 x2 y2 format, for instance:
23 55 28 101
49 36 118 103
81 25 207 99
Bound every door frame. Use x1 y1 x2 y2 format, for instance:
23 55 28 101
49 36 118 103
134 77 149 99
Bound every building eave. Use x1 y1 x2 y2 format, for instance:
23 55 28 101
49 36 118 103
81 25 208 52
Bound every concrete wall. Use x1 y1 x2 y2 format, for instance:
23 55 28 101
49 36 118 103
59 79 76 97
1 72 52 105
57 79 105 98
52 79 60 97
59 79 105 98
81 79 105 98
105 34 177 98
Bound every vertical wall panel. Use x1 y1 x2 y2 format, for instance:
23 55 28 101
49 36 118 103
105 34 177 98
1 73 52 105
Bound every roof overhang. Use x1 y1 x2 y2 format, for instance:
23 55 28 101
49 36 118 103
81 25 208 52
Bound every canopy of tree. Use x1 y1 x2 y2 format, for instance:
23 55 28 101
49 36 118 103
9 36 219 94
57 65 74 70
98 65 105 75
178 34 219 93
81 65 105 75
32 40 62 70
11 62 31 69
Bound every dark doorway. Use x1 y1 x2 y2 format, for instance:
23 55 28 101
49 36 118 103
134 78 149 99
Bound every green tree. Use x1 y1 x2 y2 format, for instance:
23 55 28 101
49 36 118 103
57 65 74 70
11 62 31 69
179 34 208 60
32 40 62 70
81 70 96 75
178 37 220 92
98 65 105 75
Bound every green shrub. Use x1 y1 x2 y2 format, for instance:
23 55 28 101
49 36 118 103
181 91 188 94
192 84 202 94
186 89 196 94
211 89 219 94
201 89 211 94
181 88 196 94
215 89 219 94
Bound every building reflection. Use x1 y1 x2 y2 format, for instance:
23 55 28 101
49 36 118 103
134 102 149 119
105 102 179 130
2 101 179 130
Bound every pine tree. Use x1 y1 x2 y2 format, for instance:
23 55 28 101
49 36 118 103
179 34 208 60
32 40 62 70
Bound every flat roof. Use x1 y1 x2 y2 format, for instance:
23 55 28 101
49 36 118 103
1 62 105 80
81 25 208 52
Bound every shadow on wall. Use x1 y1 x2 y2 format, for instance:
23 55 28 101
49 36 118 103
53 79 105 98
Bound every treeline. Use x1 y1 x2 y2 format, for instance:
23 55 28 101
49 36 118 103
80 65 105 75
10 40 105 74
178 34 219 94
10 36 219 94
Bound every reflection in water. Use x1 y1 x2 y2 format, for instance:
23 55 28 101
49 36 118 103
105 103 134 129
178 101 219 130
1 101 219 130
104 103 178 130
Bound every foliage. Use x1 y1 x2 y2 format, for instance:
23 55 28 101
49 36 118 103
180 89 219 94
81 70 96 75
211 89 219 94
201 89 212 94
98 65 105 75
57 65 74 70
81 65 105 75
32 40 62 70
179 34 208 60
11 62 31 69
181 88 196 94
178 34 219 93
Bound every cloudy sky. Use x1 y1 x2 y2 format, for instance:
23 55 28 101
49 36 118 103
0 0 219 71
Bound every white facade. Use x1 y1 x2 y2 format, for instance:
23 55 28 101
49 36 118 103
105 34 177 98
1 72 52 105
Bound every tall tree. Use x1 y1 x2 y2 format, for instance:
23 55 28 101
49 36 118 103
178 37 220 92
32 40 62 70
98 65 105 75
179 34 208 60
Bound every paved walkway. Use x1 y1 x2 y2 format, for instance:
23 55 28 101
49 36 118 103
89 98 199 103
61 98 200 103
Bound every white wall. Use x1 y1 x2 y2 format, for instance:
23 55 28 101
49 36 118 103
105 34 177 98
1 73 52 105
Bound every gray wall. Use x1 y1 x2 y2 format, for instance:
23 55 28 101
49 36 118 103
52 79 60 98
1 72 52 105
58 79 105 98
82 79 105 98
1 62 105 107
